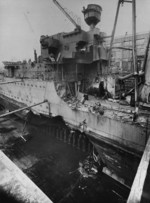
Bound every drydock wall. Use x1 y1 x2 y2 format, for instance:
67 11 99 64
0 150 52 203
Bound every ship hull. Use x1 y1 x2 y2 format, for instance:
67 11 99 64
0 78 147 185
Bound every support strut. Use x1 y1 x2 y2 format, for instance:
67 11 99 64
0 100 48 118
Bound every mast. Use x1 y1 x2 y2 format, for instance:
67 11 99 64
108 0 121 68
132 0 138 108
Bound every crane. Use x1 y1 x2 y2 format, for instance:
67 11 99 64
52 0 81 30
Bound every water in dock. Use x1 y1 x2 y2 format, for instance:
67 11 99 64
0 113 129 203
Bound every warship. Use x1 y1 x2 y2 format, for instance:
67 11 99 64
0 0 150 189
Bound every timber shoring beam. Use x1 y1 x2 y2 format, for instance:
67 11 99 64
0 100 48 118
111 46 132 51
127 135 150 203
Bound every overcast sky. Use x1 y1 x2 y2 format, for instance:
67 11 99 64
0 0 150 67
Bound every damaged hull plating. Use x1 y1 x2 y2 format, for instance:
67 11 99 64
0 77 148 186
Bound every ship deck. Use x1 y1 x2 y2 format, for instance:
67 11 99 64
65 93 149 127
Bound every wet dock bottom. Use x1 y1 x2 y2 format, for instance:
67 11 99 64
0 116 128 203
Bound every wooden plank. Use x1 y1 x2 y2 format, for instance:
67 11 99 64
0 150 52 203
127 135 150 203
0 100 48 118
